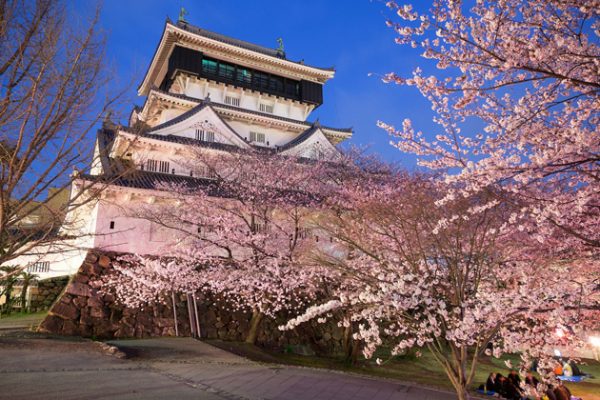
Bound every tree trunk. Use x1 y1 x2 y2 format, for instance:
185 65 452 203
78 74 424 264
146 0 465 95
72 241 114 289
245 309 263 344
20 280 30 312
342 324 360 365
455 386 469 400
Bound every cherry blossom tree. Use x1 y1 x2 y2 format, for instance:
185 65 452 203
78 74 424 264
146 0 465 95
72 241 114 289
0 0 125 278
284 171 599 400
107 148 338 344
379 0 599 256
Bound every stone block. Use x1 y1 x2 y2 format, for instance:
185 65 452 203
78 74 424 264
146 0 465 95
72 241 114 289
39 315 64 333
73 296 87 308
90 307 106 319
52 302 79 320
66 282 92 297
98 255 111 268
73 274 89 284
62 320 78 336
103 293 115 303
155 318 173 328
85 253 99 264
87 296 103 309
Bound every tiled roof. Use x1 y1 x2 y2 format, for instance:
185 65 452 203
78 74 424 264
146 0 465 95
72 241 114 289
80 170 227 196
140 132 242 152
145 100 250 146
146 102 209 133
175 21 335 72
277 125 319 151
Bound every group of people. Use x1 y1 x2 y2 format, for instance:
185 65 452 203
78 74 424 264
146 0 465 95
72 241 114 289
480 370 574 400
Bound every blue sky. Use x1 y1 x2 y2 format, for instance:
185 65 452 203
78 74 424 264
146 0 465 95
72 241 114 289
98 0 439 167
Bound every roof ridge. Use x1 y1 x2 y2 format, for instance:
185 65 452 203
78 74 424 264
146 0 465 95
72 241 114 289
174 21 335 72
277 125 320 152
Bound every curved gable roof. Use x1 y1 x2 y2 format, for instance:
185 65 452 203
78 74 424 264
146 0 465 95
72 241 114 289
147 101 251 149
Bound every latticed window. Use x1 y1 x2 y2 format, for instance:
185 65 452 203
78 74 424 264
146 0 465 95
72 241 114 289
27 261 50 273
251 220 268 234
225 96 240 107
259 103 274 113
195 129 215 142
147 159 170 173
249 131 266 143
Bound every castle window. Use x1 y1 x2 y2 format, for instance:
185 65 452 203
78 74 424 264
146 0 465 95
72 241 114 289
218 63 235 80
269 76 284 92
195 129 215 142
225 96 240 107
159 161 170 173
254 71 270 89
146 159 170 173
237 68 252 84
109 221 115 229
202 59 218 75
27 261 50 273
259 103 274 113
249 131 266 144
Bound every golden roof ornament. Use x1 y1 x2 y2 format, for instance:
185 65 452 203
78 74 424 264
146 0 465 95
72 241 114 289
276 37 285 58
178 7 188 23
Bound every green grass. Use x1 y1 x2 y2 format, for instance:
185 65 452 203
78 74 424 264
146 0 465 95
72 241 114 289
0 310 47 320
207 340 600 400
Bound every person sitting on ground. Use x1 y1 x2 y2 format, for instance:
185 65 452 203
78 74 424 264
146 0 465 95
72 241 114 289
508 370 522 388
545 386 558 400
562 361 573 377
497 375 522 400
524 371 539 388
484 372 499 392
568 360 582 376
553 381 572 400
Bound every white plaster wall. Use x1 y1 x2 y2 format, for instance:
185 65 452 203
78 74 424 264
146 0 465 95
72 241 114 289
227 120 298 147
160 108 186 124
5 185 100 279
92 198 182 256
180 78 308 121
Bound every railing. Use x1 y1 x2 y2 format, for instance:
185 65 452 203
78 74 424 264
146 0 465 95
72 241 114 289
27 261 50 273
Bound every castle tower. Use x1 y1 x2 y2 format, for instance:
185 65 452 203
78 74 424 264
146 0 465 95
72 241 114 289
16 19 353 278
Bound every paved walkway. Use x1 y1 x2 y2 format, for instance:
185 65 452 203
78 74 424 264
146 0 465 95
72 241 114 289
0 336 459 400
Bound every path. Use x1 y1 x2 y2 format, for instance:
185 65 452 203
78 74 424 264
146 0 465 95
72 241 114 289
0 336 459 399
0 312 45 333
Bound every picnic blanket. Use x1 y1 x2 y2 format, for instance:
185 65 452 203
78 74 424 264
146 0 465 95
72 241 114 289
557 374 589 382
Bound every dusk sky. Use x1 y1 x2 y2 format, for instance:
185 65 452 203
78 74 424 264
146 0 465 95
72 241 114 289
97 0 440 168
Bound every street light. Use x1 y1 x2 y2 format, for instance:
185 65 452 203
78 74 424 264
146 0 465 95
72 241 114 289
590 336 600 361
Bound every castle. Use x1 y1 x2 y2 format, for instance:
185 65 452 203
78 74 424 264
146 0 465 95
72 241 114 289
16 19 352 278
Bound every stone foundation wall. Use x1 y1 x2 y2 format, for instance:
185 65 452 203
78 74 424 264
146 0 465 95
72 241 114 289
39 252 191 338
39 251 346 354
29 276 70 311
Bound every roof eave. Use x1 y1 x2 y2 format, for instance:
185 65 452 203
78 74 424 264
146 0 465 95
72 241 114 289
138 22 336 95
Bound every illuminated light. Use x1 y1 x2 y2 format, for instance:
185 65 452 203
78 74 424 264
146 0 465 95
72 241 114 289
590 336 600 348
554 349 562 357
556 328 565 338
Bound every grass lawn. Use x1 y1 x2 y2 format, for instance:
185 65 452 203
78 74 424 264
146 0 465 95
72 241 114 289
0 310 48 331
208 340 600 400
